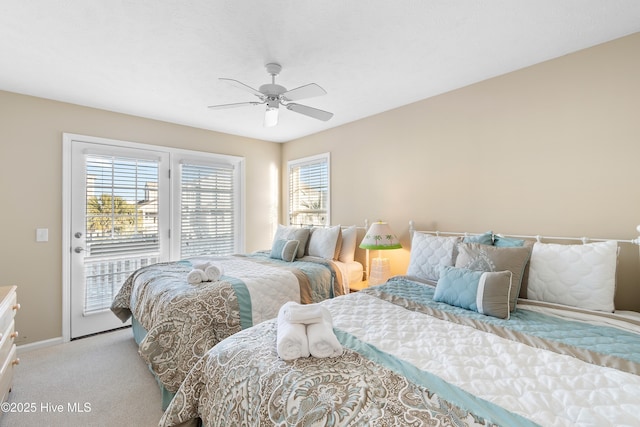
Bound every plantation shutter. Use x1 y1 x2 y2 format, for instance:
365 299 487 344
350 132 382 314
180 162 235 257
288 154 329 226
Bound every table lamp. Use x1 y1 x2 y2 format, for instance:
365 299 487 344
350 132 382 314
359 221 402 286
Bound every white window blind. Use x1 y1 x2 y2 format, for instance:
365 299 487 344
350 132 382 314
84 154 160 313
180 162 235 257
288 153 330 226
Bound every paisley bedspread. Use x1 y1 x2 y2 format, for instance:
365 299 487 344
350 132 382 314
110 252 344 393
160 276 640 427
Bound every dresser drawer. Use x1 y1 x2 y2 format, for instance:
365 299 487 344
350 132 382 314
0 321 16 367
0 344 17 403
0 288 18 337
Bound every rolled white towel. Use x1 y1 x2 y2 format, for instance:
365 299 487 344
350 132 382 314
282 301 324 324
276 303 310 361
307 308 342 358
204 264 224 281
192 261 211 271
186 269 207 285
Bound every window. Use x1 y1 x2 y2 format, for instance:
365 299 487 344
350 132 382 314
287 153 330 226
179 161 236 257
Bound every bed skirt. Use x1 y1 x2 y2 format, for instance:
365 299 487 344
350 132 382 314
131 316 176 411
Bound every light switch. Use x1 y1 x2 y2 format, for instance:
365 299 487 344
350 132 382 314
36 228 49 242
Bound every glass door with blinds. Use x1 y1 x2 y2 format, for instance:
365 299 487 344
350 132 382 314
69 140 170 338
65 134 244 340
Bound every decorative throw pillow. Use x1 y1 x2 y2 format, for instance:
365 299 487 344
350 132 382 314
526 241 618 312
455 243 532 312
307 225 342 260
274 225 310 259
338 225 357 263
493 235 525 247
463 231 493 245
434 266 512 319
270 239 299 262
406 233 461 282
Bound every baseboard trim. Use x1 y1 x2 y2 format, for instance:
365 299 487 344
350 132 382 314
17 337 64 354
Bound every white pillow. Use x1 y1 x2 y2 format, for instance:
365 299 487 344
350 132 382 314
307 225 341 259
406 233 461 282
338 226 357 263
527 240 618 312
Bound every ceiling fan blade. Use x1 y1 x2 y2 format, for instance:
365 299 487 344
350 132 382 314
219 78 265 99
208 101 262 110
281 83 327 102
286 103 333 121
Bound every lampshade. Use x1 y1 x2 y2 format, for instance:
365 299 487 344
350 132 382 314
359 221 402 250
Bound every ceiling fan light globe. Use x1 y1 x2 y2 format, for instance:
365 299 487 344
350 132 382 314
264 105 279 127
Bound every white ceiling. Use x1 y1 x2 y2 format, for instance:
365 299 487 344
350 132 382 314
1 1 639 143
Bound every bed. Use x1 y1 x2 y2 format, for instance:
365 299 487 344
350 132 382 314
110 224 365 408
159 225 640 427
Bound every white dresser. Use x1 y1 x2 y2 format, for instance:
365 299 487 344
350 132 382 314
0 286 20 403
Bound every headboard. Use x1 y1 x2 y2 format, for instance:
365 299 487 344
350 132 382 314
408 220 640 312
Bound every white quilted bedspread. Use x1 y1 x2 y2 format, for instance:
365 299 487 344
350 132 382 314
324 293 640 427
196 257 300 325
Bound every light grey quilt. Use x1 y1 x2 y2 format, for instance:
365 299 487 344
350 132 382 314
111 252 343 393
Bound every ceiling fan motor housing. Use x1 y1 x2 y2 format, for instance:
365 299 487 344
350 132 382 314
259 83 287 97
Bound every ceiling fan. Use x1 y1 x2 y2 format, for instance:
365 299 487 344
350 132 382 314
208 63 333 127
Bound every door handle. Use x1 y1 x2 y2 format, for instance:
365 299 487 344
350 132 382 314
74 247 86 253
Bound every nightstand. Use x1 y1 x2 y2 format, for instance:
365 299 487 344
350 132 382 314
349 280 369 293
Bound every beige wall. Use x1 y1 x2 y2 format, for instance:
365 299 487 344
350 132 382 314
3 33 639 346
283 33 640 311
0 91 281 345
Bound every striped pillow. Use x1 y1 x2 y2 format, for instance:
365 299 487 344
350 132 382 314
270 239 300 262
434 266 512 319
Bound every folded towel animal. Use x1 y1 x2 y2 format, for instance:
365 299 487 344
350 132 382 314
204 264 224 281
282 301 324 324
307 307 343 358
276 303 310 361
186 269 207 285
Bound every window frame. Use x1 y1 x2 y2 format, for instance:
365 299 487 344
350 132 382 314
171 152 244 257
286 152 330 227
64 133 245 260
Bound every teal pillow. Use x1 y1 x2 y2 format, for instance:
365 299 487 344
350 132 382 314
493 236 525 247
270 239 299 262
434 266 482 311
434 266 512 319
463 231 493 245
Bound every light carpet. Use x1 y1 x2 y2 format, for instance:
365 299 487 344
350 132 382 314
0 327 163 427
